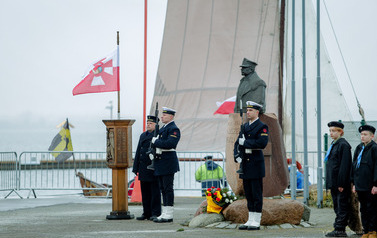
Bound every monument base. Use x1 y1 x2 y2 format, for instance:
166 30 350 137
106 211 134 220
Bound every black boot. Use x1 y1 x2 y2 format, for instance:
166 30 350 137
136 214 150 220
325 229 347 237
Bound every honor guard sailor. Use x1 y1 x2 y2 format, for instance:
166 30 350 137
234 101 269 231
132 115 162 221
151 107 181 223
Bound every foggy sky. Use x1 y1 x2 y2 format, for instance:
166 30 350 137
0 0 376 152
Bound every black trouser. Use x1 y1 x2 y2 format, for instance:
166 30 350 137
140 179 161 217
243 178 263 212
330 187 350 230
158 174 175 206
357 190 377 233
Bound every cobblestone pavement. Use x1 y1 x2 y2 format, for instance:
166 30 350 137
0 196 361 238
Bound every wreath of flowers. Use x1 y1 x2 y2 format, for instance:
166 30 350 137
205 186 237 208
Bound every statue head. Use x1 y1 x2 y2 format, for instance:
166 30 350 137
240 58 257 76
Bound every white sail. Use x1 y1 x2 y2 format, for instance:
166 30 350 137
283 0 355 154
151 0 283 151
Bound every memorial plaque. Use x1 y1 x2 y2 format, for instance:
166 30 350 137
103 120 135 169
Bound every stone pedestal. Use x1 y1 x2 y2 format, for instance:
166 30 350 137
194 198 306 226
225 113 289 197
103 119 135 220
222 199 304 225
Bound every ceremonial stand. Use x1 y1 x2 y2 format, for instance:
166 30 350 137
103 120 135 220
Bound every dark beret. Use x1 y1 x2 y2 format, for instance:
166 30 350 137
359 125 376 134
327 121 344 129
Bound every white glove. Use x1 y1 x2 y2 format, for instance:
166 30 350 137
238 135 245 146
149 153 154 161
236 157 242 163
156 148 162 155
152 135 159 144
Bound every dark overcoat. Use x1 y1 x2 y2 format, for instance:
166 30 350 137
153 121 180 176
234 72 266 113
233 119 269 179
351 140 377 191
325 137 352 190
132 131 156 181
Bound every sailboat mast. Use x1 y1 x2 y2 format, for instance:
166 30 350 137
290 0 297 200
316 0 323 208
302 0 309 205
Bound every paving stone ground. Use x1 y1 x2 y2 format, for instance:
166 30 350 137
0 196 362 238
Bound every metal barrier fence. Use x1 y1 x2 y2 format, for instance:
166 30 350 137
286 151 326 185
1 150 330 199
1 151 226 198
0 152 21 198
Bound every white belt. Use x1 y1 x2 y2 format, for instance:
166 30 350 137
156 148 176 154
245 149 252 154
161 148 176 152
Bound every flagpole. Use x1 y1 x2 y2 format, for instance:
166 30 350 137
142 0 148 131
67 118 77 175
117 31 121 119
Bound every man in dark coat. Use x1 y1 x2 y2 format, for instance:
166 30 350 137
151 107 180 223
132 115 161 221
234 58 266 113
234 101 268 231
324 121 352 237
351 125 377 238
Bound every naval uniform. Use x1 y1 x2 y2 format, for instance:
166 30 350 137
234 118 268 213
325 137 352 231
153 121 180 206
351 140 377 234
132 130 161 219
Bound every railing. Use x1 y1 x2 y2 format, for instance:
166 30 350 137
286 151 326 185
0 152 21 198
17 151 113 198
1 151 226 198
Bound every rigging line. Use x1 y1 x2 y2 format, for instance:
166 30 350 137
323 0 365 120
255 0 267 61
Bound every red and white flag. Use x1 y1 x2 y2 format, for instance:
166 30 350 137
73 49 119 96
213 96 236 115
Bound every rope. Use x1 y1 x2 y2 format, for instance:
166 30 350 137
323 0 365 121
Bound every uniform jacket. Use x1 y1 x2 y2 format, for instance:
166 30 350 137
233 118 269 179
325 137 352 190
132 131 156 181
153 121 181 176
351 140 377 191
234 72 266 113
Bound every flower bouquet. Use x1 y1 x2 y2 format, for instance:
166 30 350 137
205 187 237 214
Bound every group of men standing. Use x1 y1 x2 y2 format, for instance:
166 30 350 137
325 121 377 238
132 107 180 223
131 58 270 231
